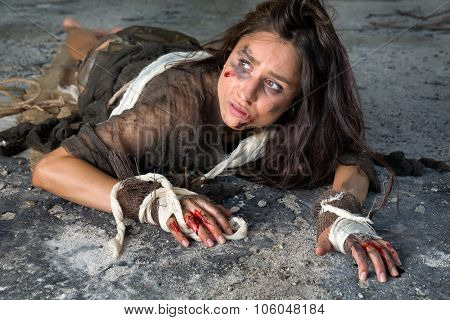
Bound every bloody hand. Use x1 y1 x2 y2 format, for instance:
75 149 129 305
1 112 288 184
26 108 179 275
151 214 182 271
166 195 233 248
316 227 403 282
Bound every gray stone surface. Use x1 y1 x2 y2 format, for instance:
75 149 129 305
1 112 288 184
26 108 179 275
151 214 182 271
0 0 449 299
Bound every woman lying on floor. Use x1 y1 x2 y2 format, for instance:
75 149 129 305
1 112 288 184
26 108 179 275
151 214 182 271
32 0 403 283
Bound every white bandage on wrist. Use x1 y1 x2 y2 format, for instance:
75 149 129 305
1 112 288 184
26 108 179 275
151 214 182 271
320 192 381 254
109 172 248 258
328 217 381 254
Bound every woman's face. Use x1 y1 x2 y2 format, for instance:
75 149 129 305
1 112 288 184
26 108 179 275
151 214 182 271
217 31 300 130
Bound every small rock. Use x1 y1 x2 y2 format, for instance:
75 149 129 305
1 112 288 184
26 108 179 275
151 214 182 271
0 169 8 176
0 182 5 190
0 212 16 221
257 200 268 207
389 196 398 203
229 206 240 213
415 287 427 297
358 293 364 299
414 205 425 214
358 280 369 289
19 201 36 209
277 194 301 214
48 204 68 220
278 244 284 249
49 204 64 214
245 191 255 200
237 201 245 208
291 281 298 286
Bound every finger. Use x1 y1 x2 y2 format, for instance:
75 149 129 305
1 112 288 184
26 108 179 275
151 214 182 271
376 239 402 267
216 204 232 218
349 240 370 281
371 240 399 278
192 198 233 236
361 242 387 283
183 211 215 248
315 228 334 256
183 200 225 243
191 208 226 245
166 216 189 248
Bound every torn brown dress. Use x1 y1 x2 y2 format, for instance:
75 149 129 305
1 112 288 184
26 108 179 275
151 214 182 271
61 26 259 189
61 33 380 193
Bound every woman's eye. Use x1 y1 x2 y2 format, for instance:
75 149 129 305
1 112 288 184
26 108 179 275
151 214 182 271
265 79 282 91
238 59 251 71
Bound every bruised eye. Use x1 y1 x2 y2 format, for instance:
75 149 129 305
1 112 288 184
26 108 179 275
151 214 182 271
265 79 282 92
238 59 251 71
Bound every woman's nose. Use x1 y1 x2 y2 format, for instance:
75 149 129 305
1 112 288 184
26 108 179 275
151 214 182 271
238 78 258 103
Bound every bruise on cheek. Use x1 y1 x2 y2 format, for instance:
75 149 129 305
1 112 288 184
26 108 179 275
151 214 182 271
229 61 247 78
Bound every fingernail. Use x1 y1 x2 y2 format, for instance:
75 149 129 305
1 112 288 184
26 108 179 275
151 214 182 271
218 235 226 244
359 271 368 281
207 239 214 247
182 240 189 248
379 272 387 282
391 268 399 277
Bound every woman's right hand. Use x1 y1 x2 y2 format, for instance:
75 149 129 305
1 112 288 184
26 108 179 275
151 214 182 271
166 195 234 248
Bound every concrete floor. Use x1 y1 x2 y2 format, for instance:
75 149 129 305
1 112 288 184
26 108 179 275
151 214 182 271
0 0 449 299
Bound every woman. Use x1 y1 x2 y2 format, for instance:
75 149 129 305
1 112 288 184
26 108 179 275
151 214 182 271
32 0 402 283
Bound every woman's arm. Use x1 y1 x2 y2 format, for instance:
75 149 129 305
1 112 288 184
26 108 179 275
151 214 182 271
32 146 232 247
332 164 369 204
32 146 118 213
316 164 402 282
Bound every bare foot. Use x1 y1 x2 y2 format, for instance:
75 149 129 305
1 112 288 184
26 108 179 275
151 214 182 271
61 17 83 32
62 17 123 38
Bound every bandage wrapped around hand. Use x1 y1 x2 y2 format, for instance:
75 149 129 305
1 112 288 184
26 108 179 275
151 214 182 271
110 173 248 258
312 189 381 255
116 177 162 223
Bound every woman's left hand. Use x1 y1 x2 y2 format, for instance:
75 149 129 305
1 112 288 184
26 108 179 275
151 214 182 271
315 227 403 282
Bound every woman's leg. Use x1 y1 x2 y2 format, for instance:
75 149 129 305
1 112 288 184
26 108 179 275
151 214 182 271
62 18 122 61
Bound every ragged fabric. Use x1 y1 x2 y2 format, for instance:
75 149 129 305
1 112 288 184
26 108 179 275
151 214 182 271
374 151 448 175
0 26 201 159
110 171 248 258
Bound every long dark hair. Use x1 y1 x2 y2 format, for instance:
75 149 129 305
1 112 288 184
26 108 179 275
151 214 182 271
194 0 394 204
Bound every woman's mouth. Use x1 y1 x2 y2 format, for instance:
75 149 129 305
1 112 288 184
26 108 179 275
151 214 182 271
229 101 249 120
